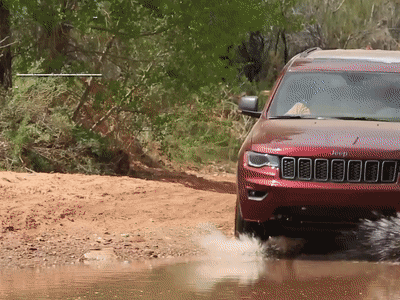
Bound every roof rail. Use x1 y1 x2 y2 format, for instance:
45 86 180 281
299 47 322 57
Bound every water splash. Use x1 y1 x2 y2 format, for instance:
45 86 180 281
182 223 305 292
176 223 268 291
196 223 265 260
195 223 306 260
357 214 400 262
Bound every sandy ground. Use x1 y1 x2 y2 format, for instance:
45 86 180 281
0 169 237 269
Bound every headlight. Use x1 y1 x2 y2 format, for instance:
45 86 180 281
246 151 280 168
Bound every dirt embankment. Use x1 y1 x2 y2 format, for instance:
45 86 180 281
0 169 237 269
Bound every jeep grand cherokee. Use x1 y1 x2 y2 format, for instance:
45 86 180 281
235 48 400 239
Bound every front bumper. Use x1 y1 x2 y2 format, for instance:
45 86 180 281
237 165 400 224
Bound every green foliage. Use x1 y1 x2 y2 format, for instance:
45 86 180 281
0 70 131 174
6 117 32 158
6 0 399 175
149 85 254 169
71 125 110 159
2 0 298 174
0 74 68 167
7 0 289 88
160 0 275 87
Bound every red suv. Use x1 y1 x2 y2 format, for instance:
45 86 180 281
236 48 400 239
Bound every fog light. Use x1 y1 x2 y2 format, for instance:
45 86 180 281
247 189 268 201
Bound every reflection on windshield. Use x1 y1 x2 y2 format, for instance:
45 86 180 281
268 72 400 121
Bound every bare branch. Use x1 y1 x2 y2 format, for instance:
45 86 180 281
117 106 142 114
0 36 9 45
343 34 352 49
96 35 116 73
91 105 118 131
72 35 115 122
333 0 346 13
17 73 102 77
90 84 141 131
91 104 142 132
370 4 375 23
0 41 17 49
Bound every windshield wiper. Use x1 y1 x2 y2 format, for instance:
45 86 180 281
333 116 394 122
269 115 319 119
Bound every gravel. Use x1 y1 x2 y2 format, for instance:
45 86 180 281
0 226 213 270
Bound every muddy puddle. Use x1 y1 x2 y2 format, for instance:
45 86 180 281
2 224 400 299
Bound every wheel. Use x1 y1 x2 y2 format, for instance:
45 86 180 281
235 199 270 240
234 199 246 238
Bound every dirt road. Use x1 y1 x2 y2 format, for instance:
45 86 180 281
0 169 237 269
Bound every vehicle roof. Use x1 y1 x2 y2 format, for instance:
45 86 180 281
289 49 400 73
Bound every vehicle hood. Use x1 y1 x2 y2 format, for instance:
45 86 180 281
250 119 400 159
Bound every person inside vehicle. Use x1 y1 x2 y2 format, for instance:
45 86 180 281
285 102 311 115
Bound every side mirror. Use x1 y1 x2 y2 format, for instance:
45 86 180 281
239 96 262 118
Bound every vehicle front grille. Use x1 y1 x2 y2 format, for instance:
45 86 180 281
281 157 398 183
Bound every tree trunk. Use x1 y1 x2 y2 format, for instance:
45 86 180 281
281 30 288 64
0 0 12 89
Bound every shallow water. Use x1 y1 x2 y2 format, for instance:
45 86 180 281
2 225 400 299
2 257 400 299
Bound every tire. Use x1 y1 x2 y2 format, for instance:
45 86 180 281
235 200 269 240
234 200 246 238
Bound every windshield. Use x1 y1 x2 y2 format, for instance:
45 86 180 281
267 72 400 121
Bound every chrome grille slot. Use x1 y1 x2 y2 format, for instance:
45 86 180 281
348 160 362 182
331 159 345 182
298 158 312 180
314 158 329 181
365 161 379 182
280 157 397 183
282 157 295 179
315 159 328 181
382 161 397 182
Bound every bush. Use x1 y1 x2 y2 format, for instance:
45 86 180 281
0 67 264 175
149 84 257 171
0 75 131 174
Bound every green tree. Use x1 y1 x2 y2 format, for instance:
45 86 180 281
6 0 291 86
0 0 303 172
6 0 296 133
